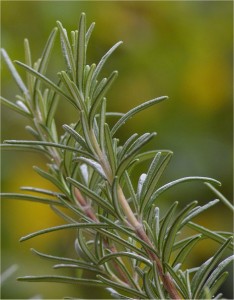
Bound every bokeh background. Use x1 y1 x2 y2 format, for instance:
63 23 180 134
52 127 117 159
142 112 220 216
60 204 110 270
1 1 233 299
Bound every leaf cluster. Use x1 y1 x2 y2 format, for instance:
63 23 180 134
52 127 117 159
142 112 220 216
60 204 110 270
1 13 233 299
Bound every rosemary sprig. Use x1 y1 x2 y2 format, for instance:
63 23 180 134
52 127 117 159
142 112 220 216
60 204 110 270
1 13 233 299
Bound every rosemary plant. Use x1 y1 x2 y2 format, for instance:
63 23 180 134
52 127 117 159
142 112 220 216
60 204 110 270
1 13 233 299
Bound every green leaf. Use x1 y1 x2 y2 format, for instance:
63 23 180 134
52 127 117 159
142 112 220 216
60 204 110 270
97 275 147 298
77 229 98 264
135 149 173 163
57 194 91 222
1 143 50 156
143 272 159 299
164 264 188 298
158 201 178 255
36 89 47 121
142 153 173 214
4 139 92 158
116 133 156 178
67 177 116 216
98 215 159 257
181 199 220 226
111 96 168 135
127 133 156 156
98 251 152 267
25 125 40 139
15 61 76 107
111 176 125 220
61 122 79 176
148 177 221 207
59 71 85 110
90 41 122 96
187 222 233 250
0 96 31 118
98 98 106 151
85 21 95 47
36 28 58 77
46 83 61 129
140 152 161 199
62 124 89 151
77 12 86 90
118 133 138 160
192 238 232 298
20 186 64 197
1 48 28 95
84 63 96 100
18 275 103 286
31 248 91 265
206 272 229 298
202 255 234 294
184 270 192 299
53 263 105 274
33 166 69 195
162 201 198 264
172 235 202 267
123 171 138 213
89 71 118 126
152 207 160 245
152 262 166 299
104 123 117 173
57 21 76 80
110 256 140 290
191 256 213 294
71 30 78 62
92 78 107 100
204 182 234 212
23 39 34 96
74 157 106 179
97 228 146 256
33 27 58 105
106 288 132 299
80 110 96 153
1 193 63 206
20 222 111 242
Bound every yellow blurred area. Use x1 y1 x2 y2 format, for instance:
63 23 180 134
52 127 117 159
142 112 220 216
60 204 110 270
1 1 233 299
183 55 231 112
3 163 62 249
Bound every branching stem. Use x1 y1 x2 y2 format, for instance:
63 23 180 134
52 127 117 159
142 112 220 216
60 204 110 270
90 128 182 299
74 186 135 288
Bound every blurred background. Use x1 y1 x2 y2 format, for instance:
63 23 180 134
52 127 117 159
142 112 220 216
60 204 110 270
1 1 233 299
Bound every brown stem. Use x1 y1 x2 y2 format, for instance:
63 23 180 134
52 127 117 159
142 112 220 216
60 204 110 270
74 188 98 221
136 225 181 299
74 187 133 287
90 131 182 299
117 186 181 299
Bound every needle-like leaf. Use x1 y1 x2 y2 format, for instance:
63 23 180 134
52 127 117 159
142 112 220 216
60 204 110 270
1 48 28 94
20 222 111 242
0 96 31 118
15 61 76 107
90 41 122 97
18 275 104 286
162 201 198 264
111 96 168 135
57 21 76 80
77 12 86 90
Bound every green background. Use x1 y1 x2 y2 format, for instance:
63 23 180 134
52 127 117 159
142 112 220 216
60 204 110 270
1 1 233 299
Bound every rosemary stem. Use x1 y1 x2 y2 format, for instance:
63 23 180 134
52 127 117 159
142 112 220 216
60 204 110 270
74 186 135 287
91 130 182 299
118 184 182 299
